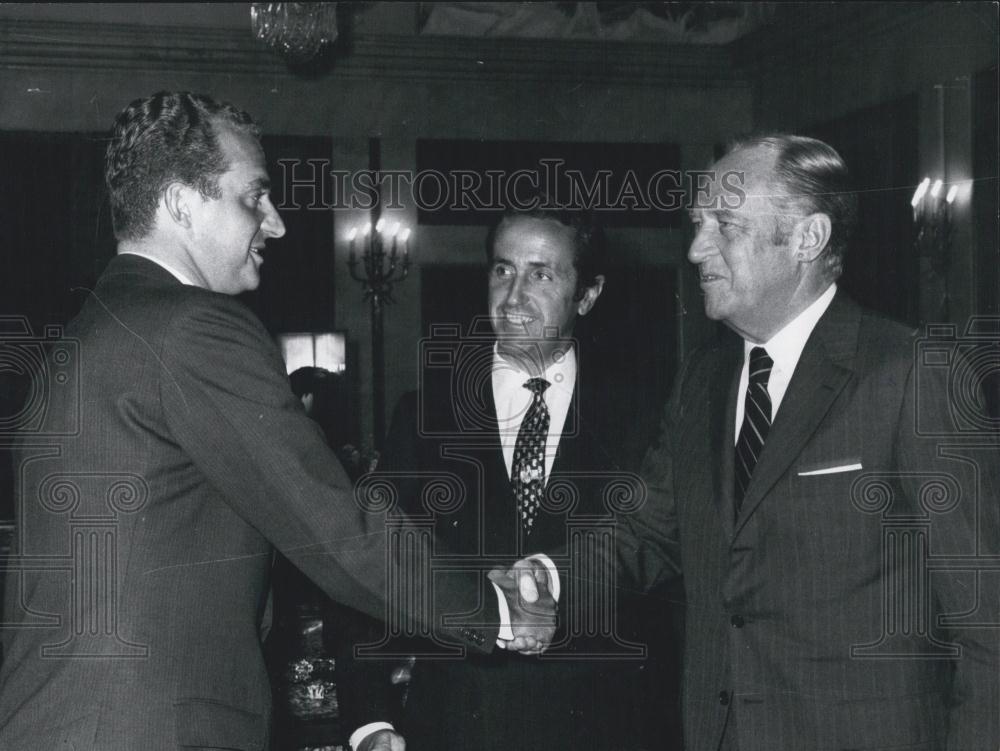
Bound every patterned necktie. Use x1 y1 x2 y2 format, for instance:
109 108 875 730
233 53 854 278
734 347 773 517
512 377 550 534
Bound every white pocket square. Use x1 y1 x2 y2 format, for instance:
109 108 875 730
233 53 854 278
797 462 863 477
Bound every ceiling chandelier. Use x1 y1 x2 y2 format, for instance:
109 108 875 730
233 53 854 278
250 2 339 65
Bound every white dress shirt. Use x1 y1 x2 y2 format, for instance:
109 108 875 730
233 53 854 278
734 283 837 439
351 346 571 750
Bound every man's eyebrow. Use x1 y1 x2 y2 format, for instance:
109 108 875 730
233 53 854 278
246 177 271 191
687 208 742 221
490 256 551 269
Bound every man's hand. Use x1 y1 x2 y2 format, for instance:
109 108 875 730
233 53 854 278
357 728 405 751
488 559 556 654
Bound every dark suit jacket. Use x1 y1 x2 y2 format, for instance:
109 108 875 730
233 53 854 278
336 342 678 750
618 293 1000 751
0 255 495 751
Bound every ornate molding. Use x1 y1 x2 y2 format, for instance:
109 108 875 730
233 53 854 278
0 19 277 75
0 18 747 89
735 3 991 75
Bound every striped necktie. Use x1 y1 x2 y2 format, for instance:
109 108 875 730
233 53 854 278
734 347 773 517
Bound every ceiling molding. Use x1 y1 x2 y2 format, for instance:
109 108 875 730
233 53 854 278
0 18 748 89
734 3 988 75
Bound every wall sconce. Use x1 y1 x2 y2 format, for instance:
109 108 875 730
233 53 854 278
912 175 957 249
912 175 959 319
346 220 413 449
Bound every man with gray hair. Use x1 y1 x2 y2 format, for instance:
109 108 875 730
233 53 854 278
612 133 1000 749
503 134 1000 750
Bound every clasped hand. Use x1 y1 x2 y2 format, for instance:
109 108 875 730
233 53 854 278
488 559 556 655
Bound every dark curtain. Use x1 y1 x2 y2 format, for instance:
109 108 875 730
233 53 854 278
0 131 114 328
973 65 999 318
808 95 920 326
0 131 113 522
242 135 337 335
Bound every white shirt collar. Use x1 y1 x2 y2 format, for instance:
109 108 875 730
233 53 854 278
745 283 837 375
734 283 836 436
492 344 576 420
119 251 198 287
491 343 577 481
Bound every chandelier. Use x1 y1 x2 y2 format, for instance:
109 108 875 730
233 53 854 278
251 3 339 65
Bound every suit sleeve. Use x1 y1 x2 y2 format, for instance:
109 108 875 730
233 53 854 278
332 393 423 732
158 295 497 654
611 353 694 594
897 356 1000 748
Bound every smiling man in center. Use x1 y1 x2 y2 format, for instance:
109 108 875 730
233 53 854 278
337 203 668 751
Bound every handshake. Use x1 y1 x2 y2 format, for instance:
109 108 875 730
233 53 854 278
353 559 560 751
489 557 559 655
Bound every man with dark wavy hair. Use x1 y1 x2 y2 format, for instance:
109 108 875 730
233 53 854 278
335 203 681 751
0 91 554 750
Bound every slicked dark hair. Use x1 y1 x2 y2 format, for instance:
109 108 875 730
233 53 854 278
725 133 857 280
484 198 607 301
105 91 260 241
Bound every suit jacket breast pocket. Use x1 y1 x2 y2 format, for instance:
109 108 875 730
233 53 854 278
784 461 885 576
174 698 266 750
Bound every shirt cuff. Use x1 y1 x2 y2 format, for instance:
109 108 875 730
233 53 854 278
494 581 514 644
350 722 395 750
529 553 560 601
492 554 562 647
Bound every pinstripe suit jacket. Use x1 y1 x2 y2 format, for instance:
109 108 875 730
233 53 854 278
0 254 494 750
619 293 1000 751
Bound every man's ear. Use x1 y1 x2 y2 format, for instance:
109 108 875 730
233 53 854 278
792 213 832 263
162 182 195 230
576 274 605 316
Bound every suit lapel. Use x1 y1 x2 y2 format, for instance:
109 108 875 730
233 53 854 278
437 346 509 553
476 361 517 553
535 378 588 544
712 341 743 540
733 293 861 537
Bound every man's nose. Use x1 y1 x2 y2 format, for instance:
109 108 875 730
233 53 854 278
687 229 716 265
261 198 286 239
504 274 526 305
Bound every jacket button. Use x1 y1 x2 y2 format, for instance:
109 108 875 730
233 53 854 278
731 614 745 628
718 690 730 706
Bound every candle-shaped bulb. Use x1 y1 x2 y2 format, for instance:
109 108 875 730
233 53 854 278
390 222 401 238
945 185 958 204
347 227 357 242
910 177 930 208
362 222 372 237
399 228 411 243
930 179 943 199
375 218 386 233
